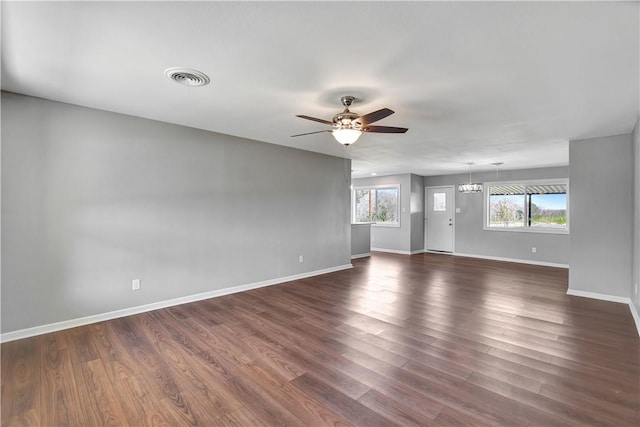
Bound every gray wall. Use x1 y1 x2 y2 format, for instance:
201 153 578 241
424 167 570 265
352 173 424 253
633 120 640 313
1 92 351 333
351 224 371 257
410 174 425 252
569 134 633 298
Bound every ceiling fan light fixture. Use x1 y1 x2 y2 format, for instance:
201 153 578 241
292 95 407 144
333 128 362 146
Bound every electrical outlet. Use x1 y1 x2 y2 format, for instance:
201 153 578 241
132 279 141 291
299 255 304 263
635 283 638 295
531 247 537 253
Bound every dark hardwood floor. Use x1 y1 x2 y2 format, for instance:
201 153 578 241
2 252 639 426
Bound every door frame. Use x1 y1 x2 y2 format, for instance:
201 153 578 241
424 185 455 253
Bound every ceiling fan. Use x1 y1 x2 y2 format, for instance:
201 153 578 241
291 95 408 146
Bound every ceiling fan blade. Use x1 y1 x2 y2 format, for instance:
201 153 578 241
364 125 408 134
357 108 394 125
296 115 333 125
290 130 332 137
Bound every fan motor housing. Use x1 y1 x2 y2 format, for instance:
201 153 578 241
332 111 361 130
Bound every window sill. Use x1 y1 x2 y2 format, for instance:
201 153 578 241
483 227 569 235
372 222 400 228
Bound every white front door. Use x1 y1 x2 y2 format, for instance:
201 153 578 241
425 186 454 252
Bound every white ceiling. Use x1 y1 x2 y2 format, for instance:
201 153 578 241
2 1 638 178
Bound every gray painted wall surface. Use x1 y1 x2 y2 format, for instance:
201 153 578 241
569 134 633 298
351 224 371 257
632 120 640 313
1 92 351 333
424 167 570 264
410 174 425 252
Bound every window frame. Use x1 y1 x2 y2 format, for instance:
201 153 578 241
351 184 401 227
483 178 569 234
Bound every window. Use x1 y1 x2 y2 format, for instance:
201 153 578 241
485 180 568 233
433 192 447 211
352 185 400 226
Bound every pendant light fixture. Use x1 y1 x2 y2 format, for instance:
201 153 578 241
458 162 483 193
491 162 504 179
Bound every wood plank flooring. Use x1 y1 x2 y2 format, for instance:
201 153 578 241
2 252 639 426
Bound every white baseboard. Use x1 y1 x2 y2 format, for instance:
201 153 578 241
371 247 412 255
425 250 453 255
566 289 631 304
351 253 371 259
454 252 569 269
0 264 353 343
629 302 640 337
371 248 425 255
373 249 567 268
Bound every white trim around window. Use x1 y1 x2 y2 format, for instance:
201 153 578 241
483 178 569 234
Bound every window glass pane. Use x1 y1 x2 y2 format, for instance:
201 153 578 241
489 184 526 196
375 188 398 223
433 192 446 211
488 189 525 228
529 193 567 229
354 189 374 222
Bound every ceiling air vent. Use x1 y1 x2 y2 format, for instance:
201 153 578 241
164 67 210 87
